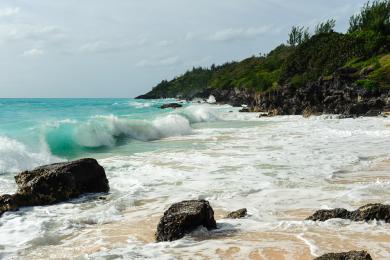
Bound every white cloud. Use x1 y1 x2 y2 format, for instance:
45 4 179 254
22 48 44 57
210 25 275 42
136 56 180 68
0 24 65 42
0 7 20 18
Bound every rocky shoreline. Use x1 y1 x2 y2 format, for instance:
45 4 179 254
194 70 390 118
1 158 389 259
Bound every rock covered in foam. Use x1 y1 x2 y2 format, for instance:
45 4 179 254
156 200 217 242
314 250 372 260
0 158 109 216
306 204 390 223
226 208 247 219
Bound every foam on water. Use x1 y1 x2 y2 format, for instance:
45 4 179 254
0 99 389 259
0 135 60 174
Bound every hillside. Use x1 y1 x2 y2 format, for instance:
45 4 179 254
137 0 390 116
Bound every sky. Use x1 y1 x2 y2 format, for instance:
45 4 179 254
0 0 367 98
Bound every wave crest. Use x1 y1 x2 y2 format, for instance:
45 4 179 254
0 136 60 173
44 104 220 156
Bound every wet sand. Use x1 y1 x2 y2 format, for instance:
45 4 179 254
18 157 390 259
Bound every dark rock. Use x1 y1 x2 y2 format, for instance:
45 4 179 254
0 158 109 216
226 208 247 219
307 204 390 223
255 77 389 117
314 250 372 260
0 194 20 216
349 204 390 222
239 107 251 113
160 103 183 109
306 208 349 221
258 112 272 117
156 200 217 242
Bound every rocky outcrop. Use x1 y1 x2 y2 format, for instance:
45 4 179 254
226 208 247 219
256 73 389 117
156 200 217 242
192 69 389 117
307 203 390 222
314 250 372 260
0 158 109 216
160 103 183 109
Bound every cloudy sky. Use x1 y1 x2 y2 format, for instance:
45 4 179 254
0 0 367 98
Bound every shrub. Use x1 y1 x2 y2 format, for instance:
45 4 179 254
288 26 310 46
348 0 390 35
315 19 336 34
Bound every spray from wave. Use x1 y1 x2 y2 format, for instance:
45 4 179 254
0 136 61 174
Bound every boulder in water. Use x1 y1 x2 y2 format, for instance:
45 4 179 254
156 200 217 242
314 250 372 260
0 158 109 216
306 204 390 223
226 208 247 219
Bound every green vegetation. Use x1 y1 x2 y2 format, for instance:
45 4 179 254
139 0 390 99
315 19 336 34
348 0 390 34
288 26 310 46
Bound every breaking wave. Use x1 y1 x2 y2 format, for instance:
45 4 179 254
0 136 60 174
44 105 220 156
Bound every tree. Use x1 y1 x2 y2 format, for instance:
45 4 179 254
315 19 336 34
288 26 310 46
348 0 390 35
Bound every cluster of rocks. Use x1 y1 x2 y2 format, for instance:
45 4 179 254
194 69 389 118
306 203 390 223
1 159 387 259
0 158 109 216
255 72 389 117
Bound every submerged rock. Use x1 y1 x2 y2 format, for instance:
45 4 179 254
226 208 247 219
156 200 217 242
160 103 183 109
0 158 109 216
314 250 372 260
307 204 390 223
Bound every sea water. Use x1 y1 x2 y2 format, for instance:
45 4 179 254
0 98 389 259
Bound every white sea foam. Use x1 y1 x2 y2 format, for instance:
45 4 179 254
0 135 60 174
1 112 390 258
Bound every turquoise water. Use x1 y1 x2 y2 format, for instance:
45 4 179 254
0 98 236 174
1 99 390 258
0 99 177 158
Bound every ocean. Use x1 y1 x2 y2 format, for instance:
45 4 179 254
0 98 389 259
